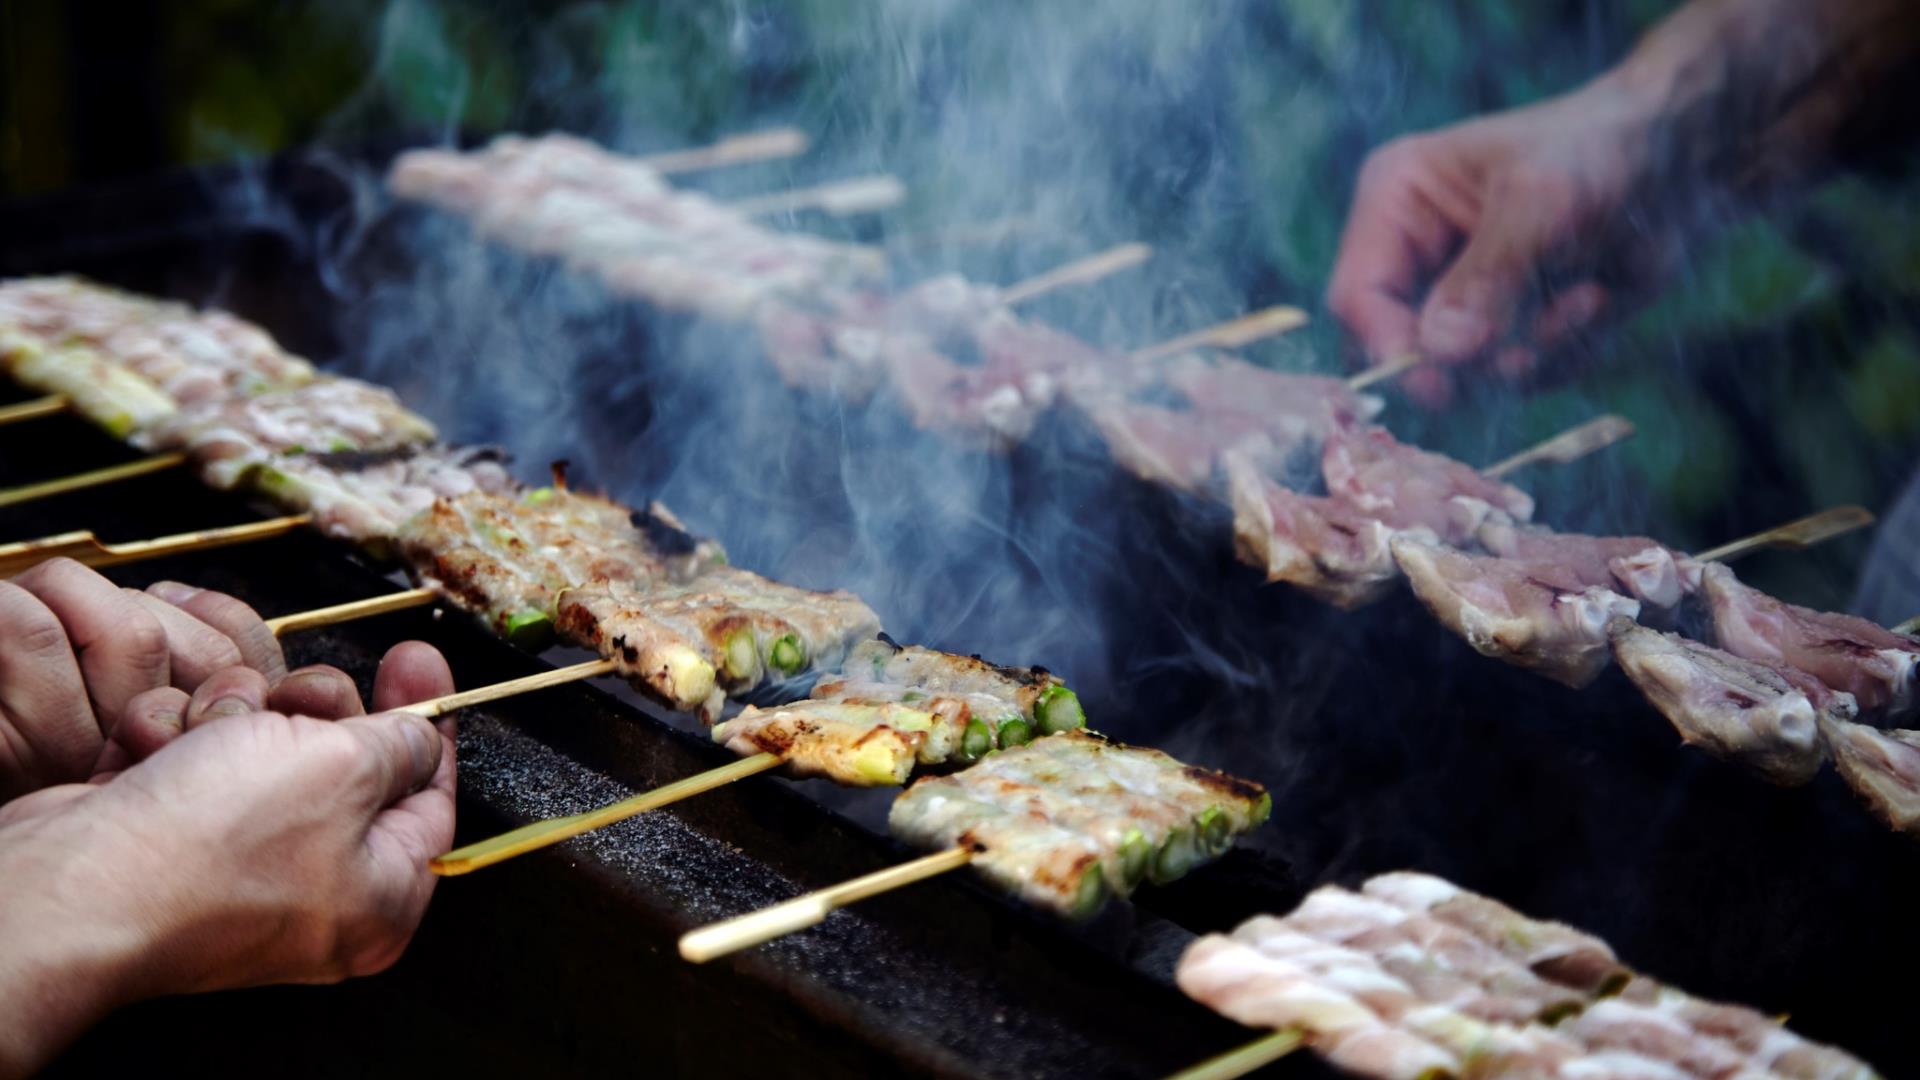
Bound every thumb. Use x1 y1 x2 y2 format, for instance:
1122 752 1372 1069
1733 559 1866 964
336 712 443 812
1417 203 1558 363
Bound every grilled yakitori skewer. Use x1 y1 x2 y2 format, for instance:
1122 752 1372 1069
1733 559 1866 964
262 587 440 637
1392 504 1875 689
996 243 1153 307
395 658 618 720
0 393 68 426
432 637 1087 875
1173 872 1879 1080
678 730 1269 962
1129 304 1312 364
729 174 908 219
634 127 811 175
0 514 313 578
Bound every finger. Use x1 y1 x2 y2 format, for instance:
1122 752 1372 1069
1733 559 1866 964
12 558 169 730
106 685 192 765
1329 138 1463 365
337 711 445 812
0 582 95 786
184 667 271 731
127 593 245 692
1494 344 1539 381
1417 174 1570 363
369 719 458 870
1530 280 1609 349
147 582 287 686
371 642 455 713
270 665 366 720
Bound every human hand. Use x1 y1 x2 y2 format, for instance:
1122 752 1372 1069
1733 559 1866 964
1328 80 1675 408
0 559 289 799
0 642 455 1076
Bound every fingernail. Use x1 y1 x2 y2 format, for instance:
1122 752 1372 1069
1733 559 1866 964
149 581 200 606
1421 305 1488 358
204 696 256 720
401 718 437 786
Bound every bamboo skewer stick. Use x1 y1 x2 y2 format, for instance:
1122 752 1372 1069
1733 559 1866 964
732 175 907 218
1346 351 1424 391
639 128 810 175
1165 1029 1306 1080
433 752 783 876
0 394 68 426
0 513 312 577
999 243 1153 307
264 586 439 637
1482 415 1636 479
1893 614 1920 637
0 451 189 510
395 658 617 720
1130 305 1311 364
1694 505 1875 563
680 847 975 963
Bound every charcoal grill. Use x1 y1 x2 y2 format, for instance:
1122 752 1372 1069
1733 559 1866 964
4 151 1915 1078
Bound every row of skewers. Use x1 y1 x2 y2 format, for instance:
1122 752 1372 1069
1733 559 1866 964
0 129 1891 1077
0 275 1881 1079
384 130 1920 839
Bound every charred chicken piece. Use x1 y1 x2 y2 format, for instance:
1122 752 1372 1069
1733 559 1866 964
1476 520 1703 614
1820 717 1920 835
1702 563 1920 718
1323 424 1534 546
1608 618 1841 786
1227 453 1418 609
1390 535 1640 687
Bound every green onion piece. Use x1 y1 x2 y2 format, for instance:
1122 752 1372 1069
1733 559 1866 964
1033 685 1085 734
1251 791 1273 825
1119 828 1151 889
1069 863 1108 920
522 486 557 505
281 444 305 456
328 439 354 453
958 719 994 762
768 634 806 675
1150 826 1197 886
899 690 927 703
503 609 555 652
724 629 760 681
997 718 1033 750
1197 806 1233 857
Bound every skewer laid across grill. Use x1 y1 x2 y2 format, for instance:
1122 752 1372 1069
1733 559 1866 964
997 242 1152 307
1129 304 1310 363
263 586 439 637
1481 415 1636 479
0 393 67 426
0 451 189 509
636 127 810 175
0 513 312 577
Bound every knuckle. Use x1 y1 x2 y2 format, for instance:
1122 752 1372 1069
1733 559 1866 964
122 611 172 669
0 588 68 659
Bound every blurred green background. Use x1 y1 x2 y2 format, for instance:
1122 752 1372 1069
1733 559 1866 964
3 0 1916 611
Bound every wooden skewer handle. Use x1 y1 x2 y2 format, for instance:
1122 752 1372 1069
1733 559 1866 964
433 752 783 876
397 658 617 719
1693 504 1875 563
733 175 906 218
0 513 311 577
1000 243 1152 307
0 394 68 426
266 587 439 636
0 452 189 510
1482 415 1636 479
640 128 810 175
1165 1028 1306 1080
1131 305 1309 364
680 846 973 963
1346 352 1423 391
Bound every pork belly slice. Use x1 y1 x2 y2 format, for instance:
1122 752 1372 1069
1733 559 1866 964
820 637 1073 731
1820 717 1920 835
557 569 879 719
254 446 515 546
889 730 1268 914
1477 520 1703 613
1324 423 1534 544
1226 453 1417 609
1390 535 1640 688
1608 620 1840 786
135 376 440 487
0 333 177 440
1702 563 1920 718
711 700 941 786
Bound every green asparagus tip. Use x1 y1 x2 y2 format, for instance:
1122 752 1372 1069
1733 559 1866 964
1119 828 1151 889
1197 806 1233 857
997 717 1033 750
1033 685 1084 734
503 609 555 652
959 719 994 763
1150 826 1197 886
1070 863 1108 920
769 633 806 675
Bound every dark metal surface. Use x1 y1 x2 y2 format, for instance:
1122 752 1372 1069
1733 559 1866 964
3 154 1913 1077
